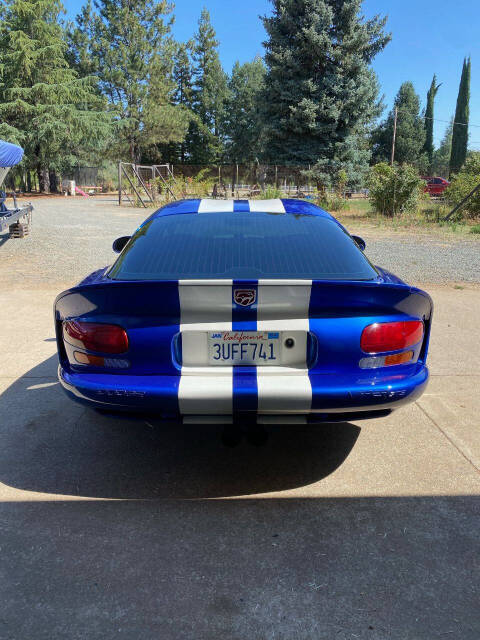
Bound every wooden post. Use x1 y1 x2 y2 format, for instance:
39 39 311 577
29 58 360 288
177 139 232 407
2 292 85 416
118 162 122 206
391 106 398 166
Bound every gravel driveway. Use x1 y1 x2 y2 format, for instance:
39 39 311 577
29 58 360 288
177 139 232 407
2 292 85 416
1 195 479 287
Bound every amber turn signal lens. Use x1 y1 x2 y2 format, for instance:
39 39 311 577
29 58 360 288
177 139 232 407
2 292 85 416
74 351 105 366
384 351 414 366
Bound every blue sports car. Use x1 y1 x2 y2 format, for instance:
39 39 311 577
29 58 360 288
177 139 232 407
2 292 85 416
55 199 433 424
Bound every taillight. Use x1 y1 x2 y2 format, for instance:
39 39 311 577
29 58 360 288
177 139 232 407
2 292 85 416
63 321 129 354
361 321 423 353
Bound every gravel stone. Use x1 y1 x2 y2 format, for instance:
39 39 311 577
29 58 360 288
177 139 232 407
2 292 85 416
1 196 478 287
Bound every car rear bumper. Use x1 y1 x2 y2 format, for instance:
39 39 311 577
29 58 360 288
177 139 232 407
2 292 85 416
58 364 429 421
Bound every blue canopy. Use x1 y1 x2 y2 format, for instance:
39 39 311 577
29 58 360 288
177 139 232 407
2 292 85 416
0 139 24 168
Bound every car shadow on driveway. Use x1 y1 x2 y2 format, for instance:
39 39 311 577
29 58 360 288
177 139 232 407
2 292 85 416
0 355 360 499
2 356 480 639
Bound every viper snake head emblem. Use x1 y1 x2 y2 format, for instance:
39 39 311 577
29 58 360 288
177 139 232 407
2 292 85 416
234 289 256 307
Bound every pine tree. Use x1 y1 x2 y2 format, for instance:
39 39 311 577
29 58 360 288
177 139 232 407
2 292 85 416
173 42 194 110
424 74 441 173
433 118 453 178
169 42 195 163
450 57 471 176
224 57 265 163
260 0 390 187
66 0 97 78
187 8 228 164
372 82 426 168
68 0 190 163
0 0 110 192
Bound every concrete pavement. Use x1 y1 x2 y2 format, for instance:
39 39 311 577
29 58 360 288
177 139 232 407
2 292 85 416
0 283 478 638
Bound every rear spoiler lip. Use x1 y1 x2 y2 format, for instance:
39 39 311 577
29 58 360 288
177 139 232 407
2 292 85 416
53 276 433 335
54 277 432 314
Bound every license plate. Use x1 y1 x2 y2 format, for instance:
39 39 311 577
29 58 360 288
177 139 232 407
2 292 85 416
208 331 281 366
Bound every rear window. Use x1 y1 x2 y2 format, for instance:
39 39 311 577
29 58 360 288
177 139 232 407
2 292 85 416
108 212 378 281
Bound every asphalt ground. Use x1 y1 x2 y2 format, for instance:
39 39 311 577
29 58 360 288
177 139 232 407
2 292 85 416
0 196 479 639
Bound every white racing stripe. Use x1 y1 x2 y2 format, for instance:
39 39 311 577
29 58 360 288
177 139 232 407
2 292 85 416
178 281 233 414
198 199 234 213
248 199 286 213
256 281 312 413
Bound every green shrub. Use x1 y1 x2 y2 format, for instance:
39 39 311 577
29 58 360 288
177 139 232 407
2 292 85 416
470 224 480 234
445 153 480 219
367 162 424 217
252 185 283 199
315 193 347 212
154 169 215 203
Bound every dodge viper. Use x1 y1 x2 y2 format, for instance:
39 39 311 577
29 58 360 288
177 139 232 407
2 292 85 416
54 198 433 424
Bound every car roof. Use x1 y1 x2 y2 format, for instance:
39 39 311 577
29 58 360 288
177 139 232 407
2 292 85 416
148 198 335 221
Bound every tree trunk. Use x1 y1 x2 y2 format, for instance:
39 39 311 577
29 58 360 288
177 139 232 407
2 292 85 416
38 167 50 194
26 172 32 193
130 139 137 164
49 170 58 193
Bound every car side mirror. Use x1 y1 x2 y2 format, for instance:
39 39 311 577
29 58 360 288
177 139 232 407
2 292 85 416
112 236 131 253
352 235 366 251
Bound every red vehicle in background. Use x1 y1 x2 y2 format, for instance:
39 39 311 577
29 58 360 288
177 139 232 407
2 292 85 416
423 176 450 196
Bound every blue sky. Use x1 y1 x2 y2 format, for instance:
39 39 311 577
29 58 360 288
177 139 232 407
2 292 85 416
63 0 480 149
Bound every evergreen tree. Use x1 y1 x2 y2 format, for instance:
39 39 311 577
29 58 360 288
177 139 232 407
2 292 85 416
450 57 471 176
433 117 453 178
187 8 228 164
66 0 97 78
173 42 194 110
169 41 195 163
372 82 426 168
260 0 390 187
68 0 190 163
0 0 110 192
224 57 265 163
424 74 441 172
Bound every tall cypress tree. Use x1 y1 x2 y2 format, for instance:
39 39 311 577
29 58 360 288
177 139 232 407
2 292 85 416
186 8 229 164
0 0 110 192
424 74 441 173
260 0 390 186
450 57 471 176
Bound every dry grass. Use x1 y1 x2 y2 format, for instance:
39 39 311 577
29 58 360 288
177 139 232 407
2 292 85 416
335 198 480 238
